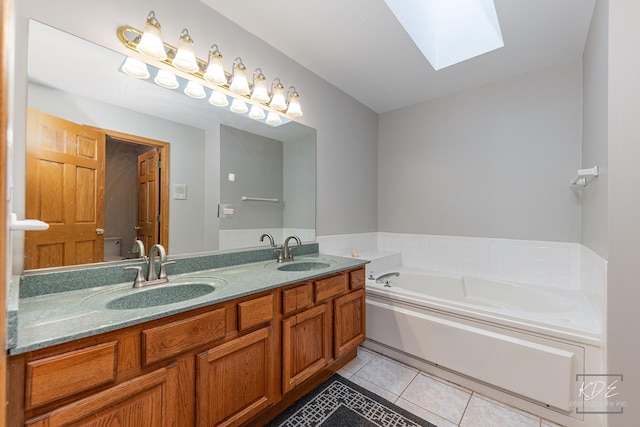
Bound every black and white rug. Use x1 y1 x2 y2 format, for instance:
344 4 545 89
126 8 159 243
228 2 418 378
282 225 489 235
266 374 436 427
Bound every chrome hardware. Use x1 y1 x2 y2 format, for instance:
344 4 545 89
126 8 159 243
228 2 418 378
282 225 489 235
124 243 173 288
277 235 301 263
96 228 105 235
260 233 276 247
125 266 145 288
374 272 400 285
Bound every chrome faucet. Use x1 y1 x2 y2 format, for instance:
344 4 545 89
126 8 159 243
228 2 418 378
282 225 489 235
277 235 301 263
131 239 147 262
124 243 174 288
260 233 276 247
374 272 399 286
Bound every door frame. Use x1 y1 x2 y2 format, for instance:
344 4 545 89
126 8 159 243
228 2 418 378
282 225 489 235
102 129 170 252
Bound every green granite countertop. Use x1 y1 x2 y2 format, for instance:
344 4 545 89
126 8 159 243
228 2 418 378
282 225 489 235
12 254 367 355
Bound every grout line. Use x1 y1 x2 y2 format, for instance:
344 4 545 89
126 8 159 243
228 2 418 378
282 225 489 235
457 390 474 426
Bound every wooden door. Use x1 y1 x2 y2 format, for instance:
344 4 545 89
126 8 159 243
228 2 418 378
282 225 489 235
25 109 105 270
25 366 178 427
282 304 330 394
137 149 160 251
197 328 274 427
334 289 366 359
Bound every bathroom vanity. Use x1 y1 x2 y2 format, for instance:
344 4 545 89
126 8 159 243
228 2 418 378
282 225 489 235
7 255 366 426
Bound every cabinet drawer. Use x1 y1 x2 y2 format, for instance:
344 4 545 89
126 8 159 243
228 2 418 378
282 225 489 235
238 294 274 331
350 268 366 290
314 274 348 302
26 341 117 409
142 308 226 366
282 284 313 316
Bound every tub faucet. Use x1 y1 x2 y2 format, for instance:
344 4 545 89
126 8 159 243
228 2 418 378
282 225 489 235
278 235 301 263
374 272 400 286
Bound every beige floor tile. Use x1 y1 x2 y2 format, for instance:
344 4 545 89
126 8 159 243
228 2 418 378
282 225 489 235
400 372 471 424
460 395 540 427
395 398 459 427
348 374 400 403
355 354 418 395
336 367 354 379
341 347 376 374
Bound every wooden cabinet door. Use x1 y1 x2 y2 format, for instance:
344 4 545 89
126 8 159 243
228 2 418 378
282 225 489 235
25 366 178 427
137 148 161 251
196 328 274 427
334 289 366 359
282 304 330 394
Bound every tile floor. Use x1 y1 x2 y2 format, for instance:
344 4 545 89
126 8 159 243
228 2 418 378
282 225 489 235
337 347 563 427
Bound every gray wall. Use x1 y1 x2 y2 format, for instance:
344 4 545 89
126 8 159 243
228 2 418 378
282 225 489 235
283 134 316 229
378 62 583 242
582 0 609 259
220 125 283 230
607 0 640 424
14 0 379 241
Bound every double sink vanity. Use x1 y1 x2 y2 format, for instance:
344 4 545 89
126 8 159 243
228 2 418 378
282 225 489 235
7 246 368 426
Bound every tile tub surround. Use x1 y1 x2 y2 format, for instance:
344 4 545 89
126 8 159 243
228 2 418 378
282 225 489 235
12 252 366 354
18 243 319 298
319 232 607 297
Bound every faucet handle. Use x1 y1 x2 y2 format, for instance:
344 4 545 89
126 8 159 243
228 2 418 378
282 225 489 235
368 271 375 280
159 261 175 280
125 266 145 288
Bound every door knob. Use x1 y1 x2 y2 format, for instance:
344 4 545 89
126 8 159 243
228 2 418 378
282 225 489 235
134 226 142 231
96 228 104 235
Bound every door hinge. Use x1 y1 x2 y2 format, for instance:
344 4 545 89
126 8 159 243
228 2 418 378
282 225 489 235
156 214 161 222
157 160 161 169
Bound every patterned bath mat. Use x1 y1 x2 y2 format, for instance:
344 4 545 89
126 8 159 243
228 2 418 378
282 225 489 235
266 374 436 427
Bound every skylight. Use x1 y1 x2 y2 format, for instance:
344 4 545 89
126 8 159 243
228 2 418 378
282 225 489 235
384 0 504 70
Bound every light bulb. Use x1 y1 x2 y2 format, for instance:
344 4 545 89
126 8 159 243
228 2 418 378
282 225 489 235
266 111 282 125
137 11 166 61
121 57 150 79
286 87 303 117
251 68 270 103
269 78 287 111
204 45 227 85
249 105 266 120
172 29 199 73
229 58 250 95
184 81 206 99
208 90 229 107
154 69 179 89
230 98 248 113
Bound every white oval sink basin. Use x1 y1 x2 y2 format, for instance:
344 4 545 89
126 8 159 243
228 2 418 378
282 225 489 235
276 261 332 272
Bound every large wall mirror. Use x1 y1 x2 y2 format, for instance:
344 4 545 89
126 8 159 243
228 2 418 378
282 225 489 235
14 20 316 273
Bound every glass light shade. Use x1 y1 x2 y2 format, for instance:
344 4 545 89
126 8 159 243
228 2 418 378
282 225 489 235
154 69 179 89
121 57 150 79
229 59 250 95
230 98 249 113
286 89 303 117
184 81 206 99
269 79 287 111
266 111 282 125
172 29 199 73
203 45 227 85
251 69 270 103
137 11 166 61
249 105 266 120
208 90 229 107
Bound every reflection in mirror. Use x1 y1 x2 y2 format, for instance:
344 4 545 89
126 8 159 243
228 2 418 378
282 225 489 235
16 20 316 273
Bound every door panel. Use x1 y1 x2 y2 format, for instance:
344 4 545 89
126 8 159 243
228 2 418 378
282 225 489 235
137 149 160 251
25 109 105 270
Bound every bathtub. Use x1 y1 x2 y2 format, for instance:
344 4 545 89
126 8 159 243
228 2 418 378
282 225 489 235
364 267 604 424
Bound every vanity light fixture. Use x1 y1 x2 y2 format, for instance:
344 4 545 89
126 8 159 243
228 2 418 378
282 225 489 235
229 57 251 95
286 86 303 117
137 11 166 61
269 78 287 111
154 69 179 89
230 98 249 113
117 11 304 126
173 29 199 73
251 68 270 103
208 90 229 107
121 57 150 79
249 105 266 120
203 44 227 85
184 80 206 99
266 111 282 125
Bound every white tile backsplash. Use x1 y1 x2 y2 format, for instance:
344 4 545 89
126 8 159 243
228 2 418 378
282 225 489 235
318 232 607 300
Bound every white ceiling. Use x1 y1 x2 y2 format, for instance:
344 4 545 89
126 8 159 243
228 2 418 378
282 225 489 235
200 0 595 113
